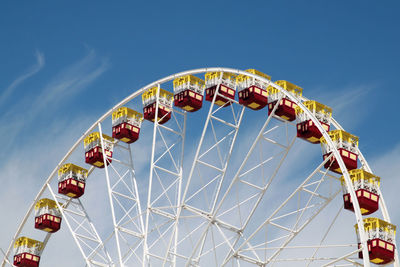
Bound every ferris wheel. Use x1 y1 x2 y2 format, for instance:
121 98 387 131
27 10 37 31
1 67 398 267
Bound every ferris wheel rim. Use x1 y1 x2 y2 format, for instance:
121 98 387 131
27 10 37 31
2 67 395 267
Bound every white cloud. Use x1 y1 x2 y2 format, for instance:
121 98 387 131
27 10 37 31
307 83 376 131
0 49 110 163
32 49 109 112
0 51 45 108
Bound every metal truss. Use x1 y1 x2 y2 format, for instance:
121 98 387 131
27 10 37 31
47 184 113 266
170 83 245 266
173 99 360 267
98 122 145 267
1 166 113 267
143 84 187 267
219 154 342 266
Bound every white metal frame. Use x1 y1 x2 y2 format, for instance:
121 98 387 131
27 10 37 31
2 68 397 267
174 77 246 266
143 84 187 267
98 122 145 266
47 185 113 266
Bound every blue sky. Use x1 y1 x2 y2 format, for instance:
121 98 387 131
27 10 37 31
1 0 399 153
1 0 400 266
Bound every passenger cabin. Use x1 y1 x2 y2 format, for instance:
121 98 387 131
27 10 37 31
58 163 88 198
341 169 380 215
112 107 143 144
13 237 43 267
320 130 358 174
204 72 236 107
295 100 332 144
34 198 62 233
267 80 303 121
356 218 396 265
142 87 173 124
84 132 114 168
173 75 205 112
236 69 271 110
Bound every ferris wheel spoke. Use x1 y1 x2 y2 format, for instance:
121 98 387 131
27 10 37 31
198 232 236 261
203 106 297 265
143 86 186 266
148 217 176 251
185 110 244 212
226 189 344 267
181 85 245 213
236 132 297 228
320 248 362 267
0 254 11 267
216 138 300 264
120 238 144 264
181 97 289 266
175 96 245 265
265 185 341 265
151 170 177 209
46 184 113 266
232 254 362 266
306 205 343 266
267 193 341 267
210 225 219 265
155 127 182 172
209 118 230 167
146 113 185 212
147 217 177 265
342 257 364 266
220 154 342 266
212 97 288 223
98 122 148 266
261 189 342 266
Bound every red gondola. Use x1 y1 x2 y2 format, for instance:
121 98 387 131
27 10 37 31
236 69 270 110
358 239 396 265
268 98 297 121
295 100 332 143
320 130 358 174
204 72 236 107
13 253 40 267
341 169 380 215
173 75 204 112
267 80 303 121
356 218 396 265
84 132 114 168
34 198 62 233
112 107 143 144
58 163 88 198
13 237 43 267
142 87 173 124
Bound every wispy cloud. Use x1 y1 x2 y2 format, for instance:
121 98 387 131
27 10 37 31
31 49 109 113
0 49 109 161
308 83 376 131
0 51 45 107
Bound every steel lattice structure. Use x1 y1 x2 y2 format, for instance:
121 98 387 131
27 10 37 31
2 68 398 267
